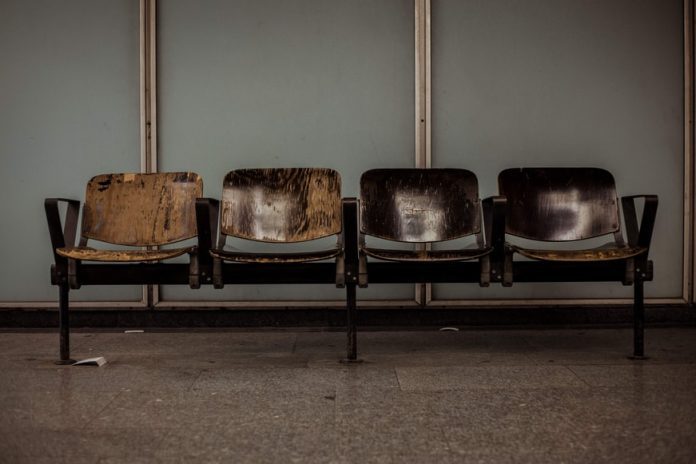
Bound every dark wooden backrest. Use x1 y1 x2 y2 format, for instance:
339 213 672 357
82 172 202 246
220 168 342 242
360 168 481 242
498 168 620 241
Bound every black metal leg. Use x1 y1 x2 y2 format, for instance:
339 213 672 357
345 283 358 362
631 276 647 360
56 284 75 365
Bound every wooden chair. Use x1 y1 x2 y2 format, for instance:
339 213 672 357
497 168 658 358
197 168 356 356
353 168 506 360
46 172 204 363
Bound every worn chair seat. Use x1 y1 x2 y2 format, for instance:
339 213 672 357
56 245 196 262
363 246 492 263
510 244 646 262
210 246 341 263
46 172 204 364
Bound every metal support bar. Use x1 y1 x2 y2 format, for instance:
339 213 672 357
511 260 653 283
342 199 359 286
194 198 220 287
632 275 646 359
220 263 338 285
71 264 192 286
482 196 507 284
345 283 358 361
342 198 360 360
366 261 488 284
56 284 74 365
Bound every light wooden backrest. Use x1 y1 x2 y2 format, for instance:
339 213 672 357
82 172 202 246
498 168 620 241
220 168 342 243
360 168 481 243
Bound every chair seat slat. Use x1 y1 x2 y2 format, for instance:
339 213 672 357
510 244 646 262
57 245 195 262
211 246 340 263
363 246 491 263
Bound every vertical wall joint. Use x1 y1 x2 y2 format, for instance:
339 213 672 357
140 0 159 307
415 0 431 169
415 0 432 304
685 0 695 304
140 0 157 175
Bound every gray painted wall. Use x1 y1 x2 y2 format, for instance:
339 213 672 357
432 0 684 300
0 0 141 302
0 0 686 304
157 0 415 301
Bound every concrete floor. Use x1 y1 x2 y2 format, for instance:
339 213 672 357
0 327 695 463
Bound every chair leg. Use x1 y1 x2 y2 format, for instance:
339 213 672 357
56 284 75 365
631 275 647 360
344 283 359 362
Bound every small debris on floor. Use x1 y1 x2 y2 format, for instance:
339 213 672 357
124 330 145 333
439 327 459 332
73 356 107 367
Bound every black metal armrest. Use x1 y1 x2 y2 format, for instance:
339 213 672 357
621 195 658 249
482 195 507 251
191 198 219 288
44 198 80 262
482 196 509 285
195 198 220 261
341 198 359 286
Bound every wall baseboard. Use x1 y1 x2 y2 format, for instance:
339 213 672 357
0 305 694 329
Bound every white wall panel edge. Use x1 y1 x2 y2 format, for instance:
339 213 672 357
155 300 420 308
0 301 148 309
685 0 696 304
429 298 686 307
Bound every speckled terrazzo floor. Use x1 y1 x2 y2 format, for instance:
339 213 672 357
1 327 695 463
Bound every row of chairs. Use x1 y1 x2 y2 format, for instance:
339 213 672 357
46 167 657 363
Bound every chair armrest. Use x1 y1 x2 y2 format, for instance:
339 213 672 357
44 198 80 262
195 198 220 261
482 196 507 249
621 195 658 249
341 198 359 285
482 196 507 285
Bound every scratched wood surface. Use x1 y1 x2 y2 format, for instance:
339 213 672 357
362 246 490 263
210 247 340 263
498 168 620 241
220 168 342 243
510 245 646 262
360 169 481 243
56 245 195 262
82 172 202 246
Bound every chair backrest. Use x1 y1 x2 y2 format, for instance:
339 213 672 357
220 168 342 242
360 168 481 242
498 168 620 241
82 172 202 246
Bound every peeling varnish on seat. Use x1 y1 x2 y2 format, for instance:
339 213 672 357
499 168 643 263
512 245 647 262
362 246 491 262
57 246 195 262
210 246 340 263
220 168 342 243
82 172 202 246
360 169 481 243
499 168 621 241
